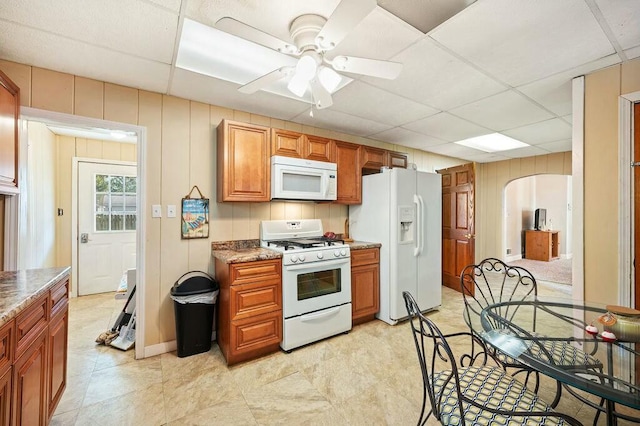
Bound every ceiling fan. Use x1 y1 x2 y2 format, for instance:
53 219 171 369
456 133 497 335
215 0 402 109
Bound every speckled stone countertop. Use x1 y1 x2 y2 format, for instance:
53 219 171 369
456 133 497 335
348 241 382 250
0 267 71 328
212 240 282 264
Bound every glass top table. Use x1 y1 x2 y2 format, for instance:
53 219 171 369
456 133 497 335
479 297 640 424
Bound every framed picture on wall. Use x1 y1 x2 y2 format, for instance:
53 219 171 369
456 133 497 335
181 186 209 239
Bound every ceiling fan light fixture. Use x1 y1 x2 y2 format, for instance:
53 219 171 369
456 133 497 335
318 67 342 92
296 54 318 80
287 73 308 97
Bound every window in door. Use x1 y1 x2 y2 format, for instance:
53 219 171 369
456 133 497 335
95 174 137 232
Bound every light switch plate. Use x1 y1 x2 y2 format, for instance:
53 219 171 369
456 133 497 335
152 205 162 218
167 205 177 218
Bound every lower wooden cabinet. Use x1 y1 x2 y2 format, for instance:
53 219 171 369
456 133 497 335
0 272 69 426
351 247 380 325
13 328 47 426
215 258 283 365
0 364 11 426
47 308 68 418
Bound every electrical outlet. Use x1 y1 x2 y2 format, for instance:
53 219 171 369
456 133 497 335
152 204 162 218
167 205 176 218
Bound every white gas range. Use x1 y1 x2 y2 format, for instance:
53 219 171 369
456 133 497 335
260 219 352 351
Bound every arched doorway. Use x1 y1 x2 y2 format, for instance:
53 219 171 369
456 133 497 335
504 174 572 285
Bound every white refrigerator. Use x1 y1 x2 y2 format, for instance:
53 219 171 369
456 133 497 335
349 167 442 325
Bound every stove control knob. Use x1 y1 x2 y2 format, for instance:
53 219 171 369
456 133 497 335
340 249 347 256
334 250 340 257
291 255 298 263
299 254 306 262
317 252 324 259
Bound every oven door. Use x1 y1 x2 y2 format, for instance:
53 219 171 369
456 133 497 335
283 257 351 317
272 163 337 201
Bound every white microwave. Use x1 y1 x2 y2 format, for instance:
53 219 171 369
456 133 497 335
271 156 337 201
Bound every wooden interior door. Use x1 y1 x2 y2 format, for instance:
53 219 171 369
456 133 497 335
437 163 475 294
634 102 640 308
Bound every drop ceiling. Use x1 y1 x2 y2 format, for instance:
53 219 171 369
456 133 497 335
0 0 638 163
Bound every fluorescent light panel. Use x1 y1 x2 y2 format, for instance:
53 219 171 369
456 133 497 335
454 133 529 152
176 18 352 104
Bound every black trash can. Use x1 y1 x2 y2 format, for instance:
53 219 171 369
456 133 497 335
170 271 219 358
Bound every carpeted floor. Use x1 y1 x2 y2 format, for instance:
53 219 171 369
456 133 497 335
508 257 572 285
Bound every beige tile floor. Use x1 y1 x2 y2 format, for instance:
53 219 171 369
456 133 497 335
50 282 639 425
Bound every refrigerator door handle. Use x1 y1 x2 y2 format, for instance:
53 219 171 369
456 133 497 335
418 194 425 255
413 194 422 256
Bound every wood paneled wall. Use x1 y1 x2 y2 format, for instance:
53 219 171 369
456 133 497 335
475 152 571 262
0 59 463 350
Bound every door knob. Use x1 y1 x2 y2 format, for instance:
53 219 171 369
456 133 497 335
80 233 89 243
464 233 475 239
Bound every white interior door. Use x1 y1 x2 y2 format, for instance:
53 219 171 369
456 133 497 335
78 161 137 296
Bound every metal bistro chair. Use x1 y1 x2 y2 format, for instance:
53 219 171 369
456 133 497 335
460 258 602 408
403 291 582 426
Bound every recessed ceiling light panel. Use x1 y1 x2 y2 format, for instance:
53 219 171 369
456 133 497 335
454 133 529 152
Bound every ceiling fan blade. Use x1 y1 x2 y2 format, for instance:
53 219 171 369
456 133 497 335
238 67 293 94
309 78 333 109
216 17 297 54
330 55 402 80
315 0 377 50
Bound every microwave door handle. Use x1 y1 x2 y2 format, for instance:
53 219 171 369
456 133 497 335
323 173 329 198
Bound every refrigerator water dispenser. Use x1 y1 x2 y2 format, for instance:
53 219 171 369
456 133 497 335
398 206 415 243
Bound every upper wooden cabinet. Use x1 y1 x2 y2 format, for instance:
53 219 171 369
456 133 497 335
361 146 407 174
388 151 408 169
0 70 20 195
333 140 361 204
217 120 271 202
361 146 387 172
271 129 333 162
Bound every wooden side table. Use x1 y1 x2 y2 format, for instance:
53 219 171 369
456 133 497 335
524 230 559 262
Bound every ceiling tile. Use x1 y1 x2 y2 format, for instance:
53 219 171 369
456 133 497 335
537 139 572 153
147 0 182 13
291 108 391 137
430 0 616 86
626 45 640 60
423 141 484 158
562 115 572 126
499 145 551 159
0 0 178 63
170 68 309 121
402 112 491 142
331 81 438 126
449 90 554 131
364 38 506 110
0 21 171 93
595 0 640 50
517 54 620 116
459 152 510 163
502 118 571 146
369 127 448 150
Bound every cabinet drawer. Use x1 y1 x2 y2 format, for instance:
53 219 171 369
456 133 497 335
230 260 281 285
351 248 380 267
231 310 282 356
230 279 282 321
0 320 14 372
15 293 48 359
50 277 69 318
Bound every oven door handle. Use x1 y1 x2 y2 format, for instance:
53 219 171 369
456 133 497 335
300 306 341 322
285 258 350 271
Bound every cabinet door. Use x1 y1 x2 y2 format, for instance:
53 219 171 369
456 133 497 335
388 152 407 169
305 135 333 162
351 264 380 323
361 146 387 172
217 120 271 202
0 367 10 426
271 128 304 158
0 70 19 195
333 140 361 204
13 329 47 426
48 309 68 418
